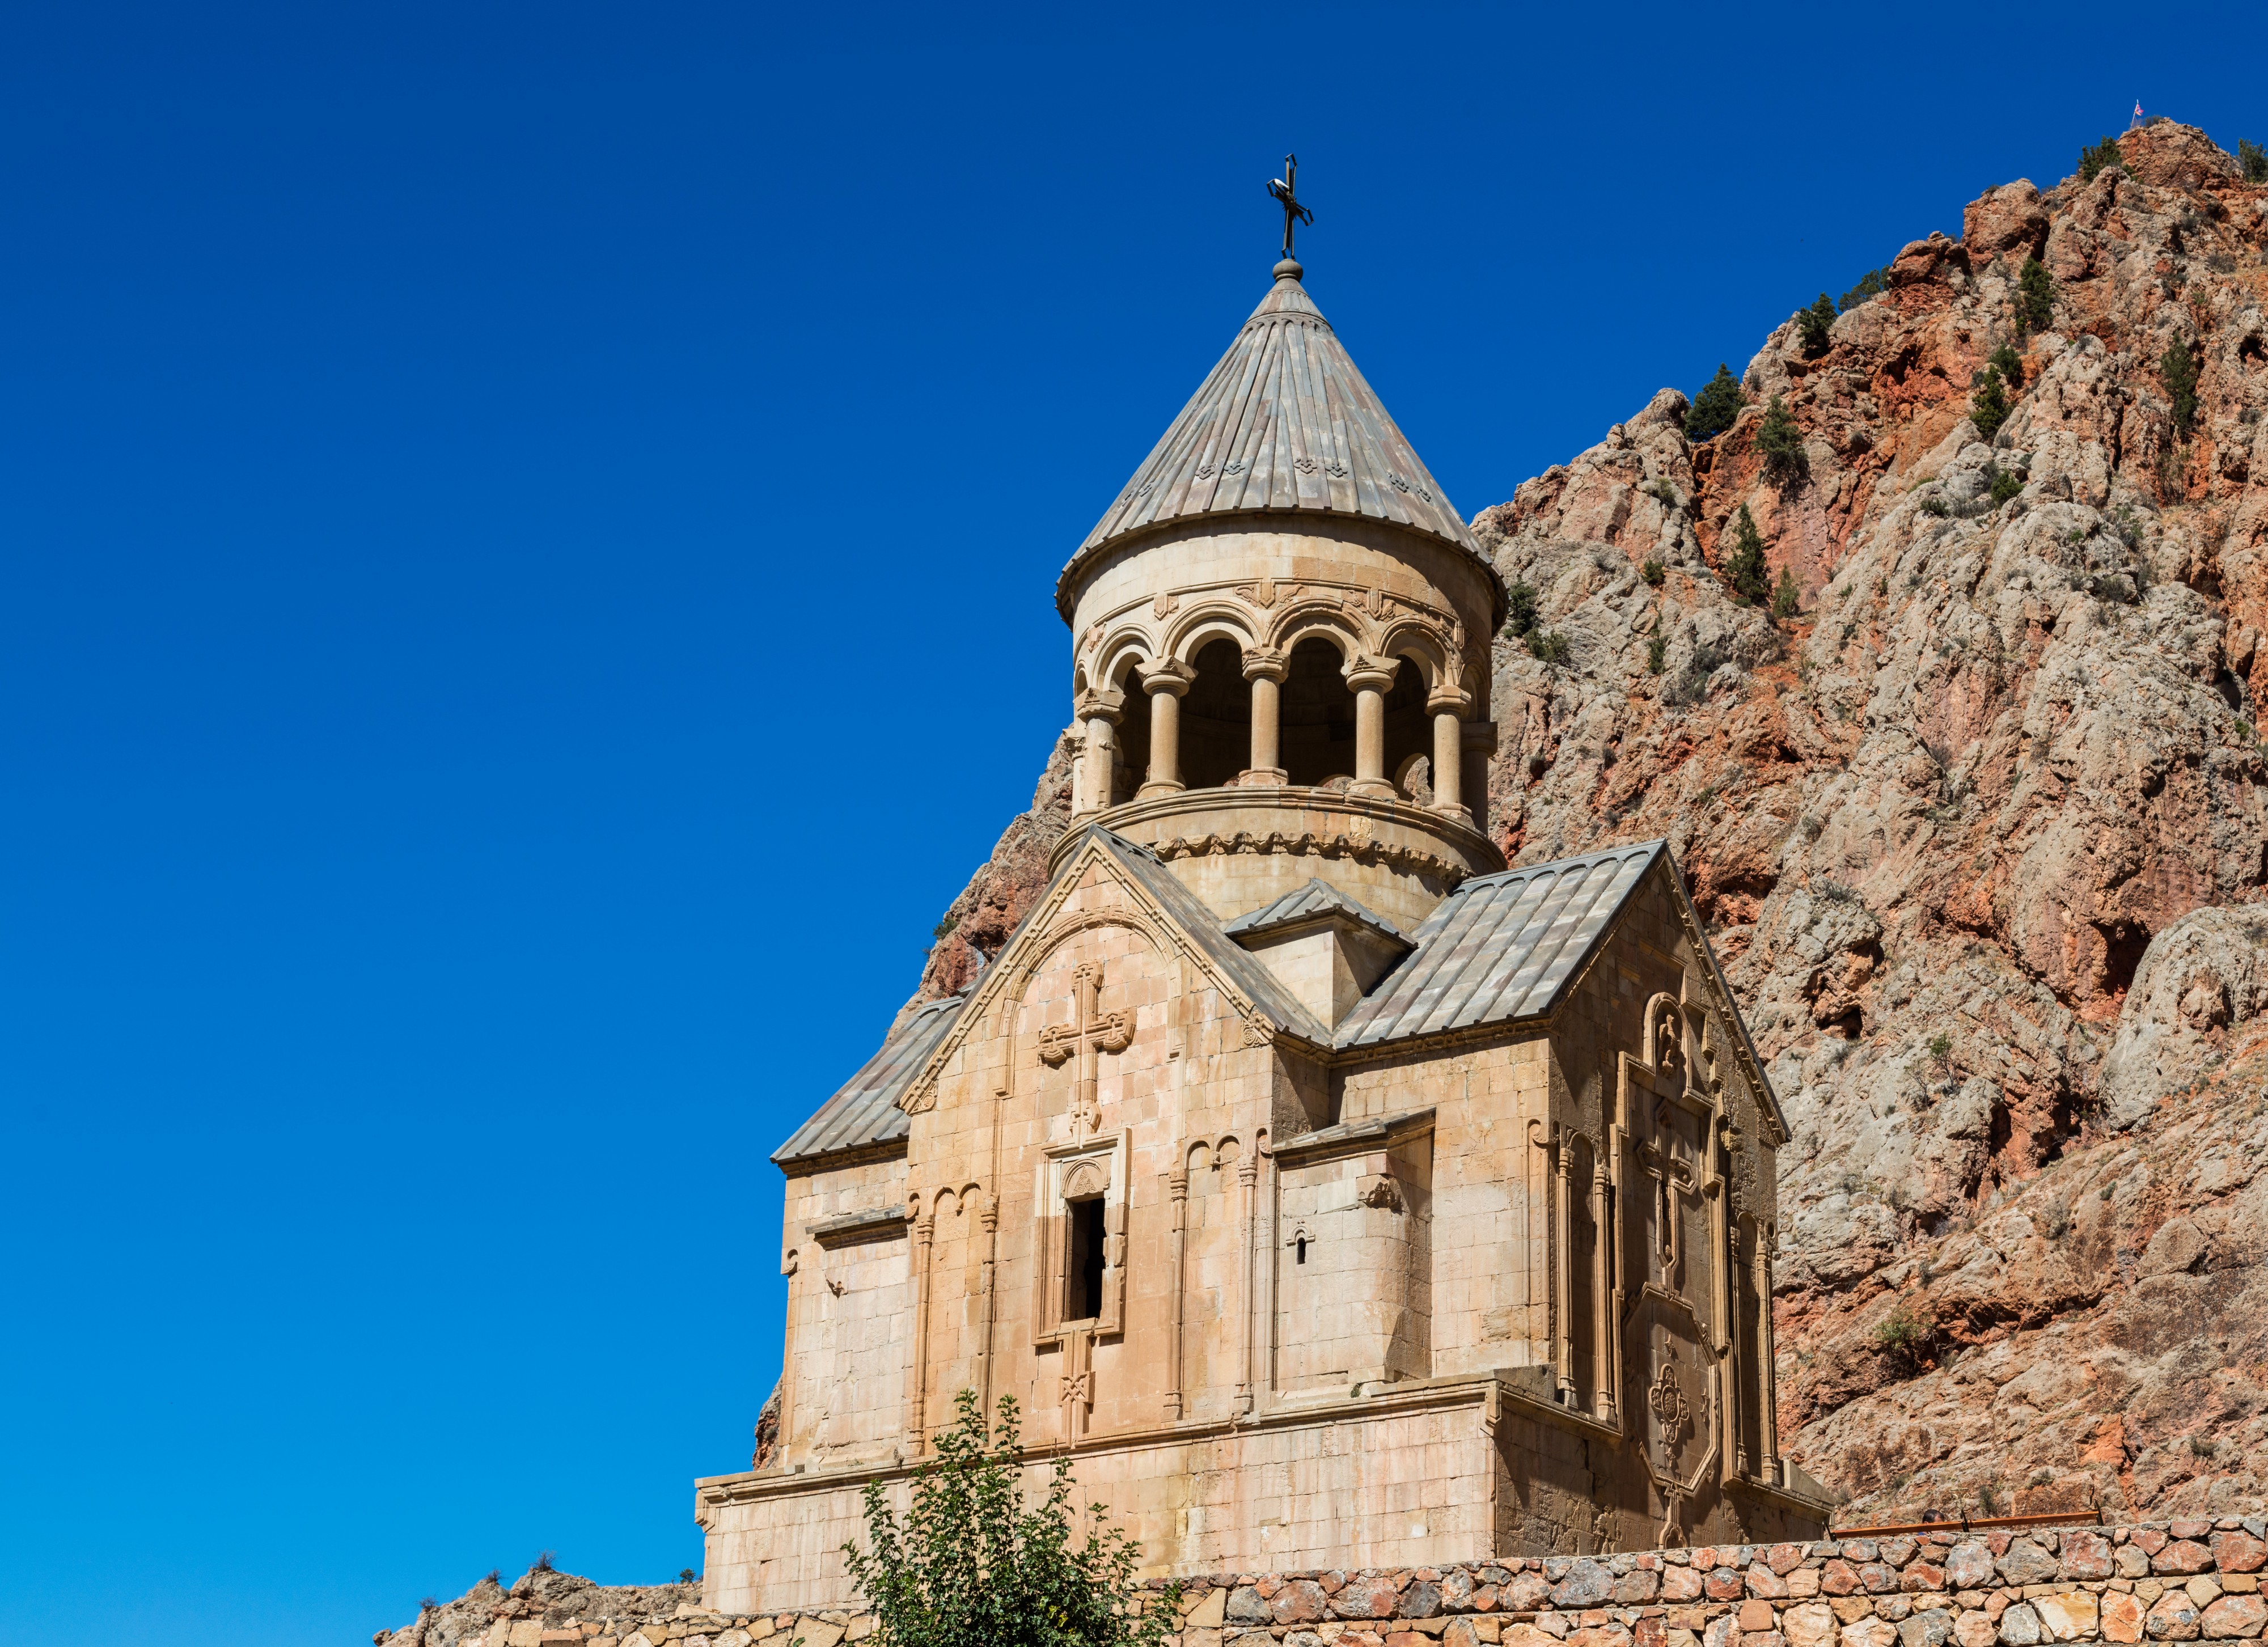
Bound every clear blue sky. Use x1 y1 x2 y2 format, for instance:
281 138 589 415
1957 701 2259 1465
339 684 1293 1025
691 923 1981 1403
0 2 2253 1641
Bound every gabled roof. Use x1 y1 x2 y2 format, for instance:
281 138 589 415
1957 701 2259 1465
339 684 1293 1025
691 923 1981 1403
1063 265 1487 609
771 993 961 1167
1335 841 1668 1049
1086 831 1331 1047
1224 877 1410 948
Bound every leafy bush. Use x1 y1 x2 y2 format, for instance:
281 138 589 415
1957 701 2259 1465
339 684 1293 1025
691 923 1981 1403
1503 578 1538 638
2017 257 2055 335
1839 268 1889 312
2162 341 2200 438
1686 364 1745 442
843 1390 1177 1647
1647 621 1666 675
1988 342 2024 387
2078 136 2126 183
1971 366 2012 440
1873 1305 1930 1366
1919 494 1949 517
1726 505 1770 605
1797 293 1837 357
1755 394 1807 486
1771 565 1801 621
1640 558 1665 587
2241 139 2267 184
1526 629 1571 666
1989 465 2024 506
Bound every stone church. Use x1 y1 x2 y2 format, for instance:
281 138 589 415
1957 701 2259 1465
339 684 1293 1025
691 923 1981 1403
696 241 1829 1615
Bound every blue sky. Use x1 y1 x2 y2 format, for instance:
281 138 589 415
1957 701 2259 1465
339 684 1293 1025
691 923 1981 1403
0 2 2256 1641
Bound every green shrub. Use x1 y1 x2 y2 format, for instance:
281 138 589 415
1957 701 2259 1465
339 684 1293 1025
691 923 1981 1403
1771 566 1801 621
1989 465 2024 505
1756 393 1807 486
1988 343 2025 387
2078 136 2126 183
2240 139 2267 184
1727 505 1770 605
2017 257 2055 334
843 1390 1177 1647
1873 1305 1930 1365
1640 558 1665 587
1686 364 1745 442
1526 629 1571 666
1647 621 1666 675
1503 578 1538 638
1839 268 1889 312
1971 366 2012 440
1797 293 1837 357
2162 341 2200 438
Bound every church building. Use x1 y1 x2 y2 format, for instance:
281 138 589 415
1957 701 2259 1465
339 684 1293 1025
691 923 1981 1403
695 221 1829 1614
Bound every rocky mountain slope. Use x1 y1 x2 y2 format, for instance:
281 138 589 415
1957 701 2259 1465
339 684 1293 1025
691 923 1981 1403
916 118 2268 1525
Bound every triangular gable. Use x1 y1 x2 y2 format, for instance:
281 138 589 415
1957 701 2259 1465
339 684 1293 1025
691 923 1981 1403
895 827 1330 1116
1641 850 1788 1146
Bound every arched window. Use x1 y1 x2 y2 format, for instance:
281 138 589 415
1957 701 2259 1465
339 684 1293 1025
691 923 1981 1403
1177 637 1251 790
1276 636 1356 786
1110 658 1150 805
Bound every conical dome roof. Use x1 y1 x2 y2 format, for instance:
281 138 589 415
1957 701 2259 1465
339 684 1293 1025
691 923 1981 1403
1064 262 1483 603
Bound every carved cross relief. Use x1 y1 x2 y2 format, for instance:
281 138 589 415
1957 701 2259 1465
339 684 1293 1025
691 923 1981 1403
1038 963 1132 1135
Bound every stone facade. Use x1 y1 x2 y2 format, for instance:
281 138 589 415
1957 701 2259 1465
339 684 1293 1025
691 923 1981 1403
700 254 1830 1618
384 1519 2268 1647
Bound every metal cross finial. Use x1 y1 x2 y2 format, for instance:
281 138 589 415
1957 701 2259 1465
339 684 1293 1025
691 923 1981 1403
1267 154 1313 260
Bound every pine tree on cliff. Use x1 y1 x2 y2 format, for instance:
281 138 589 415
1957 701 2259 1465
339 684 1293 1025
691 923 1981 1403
1971 365 2012 440
1685 365 1744 442
1725 506 1770 606
2078 137 2126 182
1772 565 1801 622
2017 257 2055 335
2163 341 2200 438
1796 294 1837 357
2244 140 2268 184
1755 394 1806 486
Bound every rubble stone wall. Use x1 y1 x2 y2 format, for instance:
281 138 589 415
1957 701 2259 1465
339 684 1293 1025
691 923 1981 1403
387 1519 2267 1647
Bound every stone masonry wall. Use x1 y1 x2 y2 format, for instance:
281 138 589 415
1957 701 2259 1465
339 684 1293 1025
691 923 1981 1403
388 1519 2266 1647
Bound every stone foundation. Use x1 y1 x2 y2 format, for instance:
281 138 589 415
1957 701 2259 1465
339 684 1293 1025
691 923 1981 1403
384 1519 2266 1647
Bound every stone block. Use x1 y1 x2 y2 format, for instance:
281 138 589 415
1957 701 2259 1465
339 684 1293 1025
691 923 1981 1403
1902 1568 1947 1595
2201 1596 2267 1640
1753 1570 1791 1600
1771 1548 1809 1578
1337 1579 1403 1620
509 1627 545 1647
1954 1614 1999 1647
2148 1589 2202 1640
1789 1573 1822 1601
1228 1587 1270 1625
2104 1593 2146 1643
1662 1569 1705 1604
1401 1581 1444 1619
1842 1621 1898 1647
2060 1535 2114 1582
1710 1573 1750 1603
1823 1565 1865 1599
1998 1604 2041 1646
2160 1546 2217 1578
2123 1549 2159 1580
1556 1565 1616 1610
1187 1589 1229 1628
1899 1611 1953 1647
1616 1572 1662 1605
1832 1599 1879 1624
1948 1548 1997 1591
1741 1601 1779 1632
2032 1593 2098 1641
1273 1581 1330 1625
2213 1536 2268 1577
1863 1568 1902 1597
1999 1546 2060 1587
1785 1602 1838 1647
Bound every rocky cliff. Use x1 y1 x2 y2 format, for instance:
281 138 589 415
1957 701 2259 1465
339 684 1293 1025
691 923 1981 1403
915 118 2268 1525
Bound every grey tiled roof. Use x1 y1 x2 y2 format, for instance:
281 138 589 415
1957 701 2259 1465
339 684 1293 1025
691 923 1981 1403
1335 841 1669 1049
771 993 962 1166
1223 877 1409 947
1068 269 1489 588
1089 831 1332 1047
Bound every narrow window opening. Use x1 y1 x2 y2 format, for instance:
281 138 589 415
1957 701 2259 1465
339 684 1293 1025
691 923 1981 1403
1295 1235 1308 1265
1067 1197 1107 1320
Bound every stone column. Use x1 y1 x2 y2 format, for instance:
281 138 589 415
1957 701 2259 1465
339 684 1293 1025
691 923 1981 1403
1234 1144 1259 1415
908 1211 935 1451
1552 1133 1575 1404
1462 720 1498 835
1165 1166 1188 1419
1137 659 1194 798
1590 1157 1614 1421
1073 688 1124 818
1240 647 1287 785
978 1194 999 1420
1427 687 1470 819
1344 655 1398 799
1756 1222 1780 1483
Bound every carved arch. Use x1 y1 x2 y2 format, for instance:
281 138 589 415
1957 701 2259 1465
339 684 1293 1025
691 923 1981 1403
1266 603 1366 659
1374 618 1453 691
1090 628 1160 701
1161 602 1258 665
